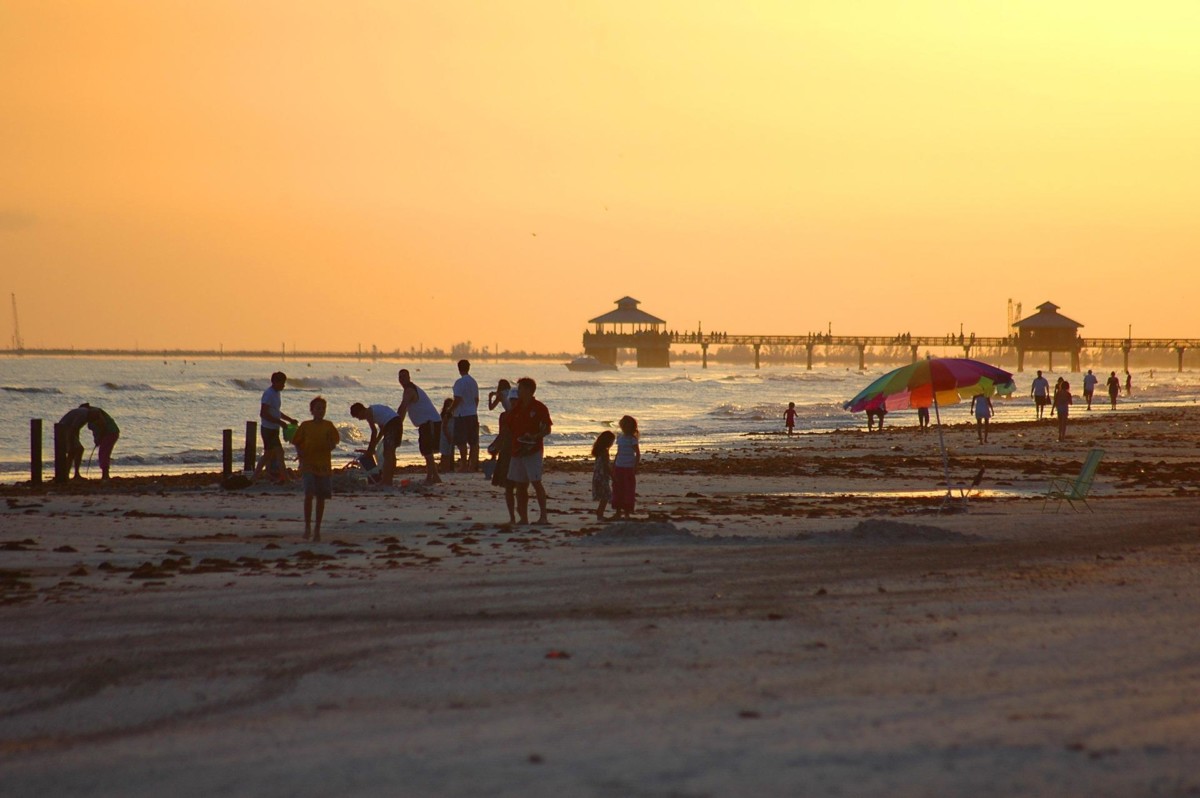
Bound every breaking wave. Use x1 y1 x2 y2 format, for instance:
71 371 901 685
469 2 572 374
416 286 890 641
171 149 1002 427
228 376 364 391
2 386 62 394
103 382 156 391
114 448 224 466
707 402 782 421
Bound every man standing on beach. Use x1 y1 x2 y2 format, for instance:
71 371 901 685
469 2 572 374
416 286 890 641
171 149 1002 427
396 369 443 485
1030 370 1050 420
254 372 297 483
1082 369 1098 410
57 403 91 479
449 359 480 472
508 377 552 525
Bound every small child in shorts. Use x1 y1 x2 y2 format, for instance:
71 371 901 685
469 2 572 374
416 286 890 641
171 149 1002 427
784 402 797 436
291 396 341 541
591 430 615 520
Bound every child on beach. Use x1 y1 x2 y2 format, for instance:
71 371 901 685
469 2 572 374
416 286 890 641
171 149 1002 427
591 431 615 520
784 402 796 436
1054 381 1073 442
439 398 456 473
291 396 341 542
612 416 641 519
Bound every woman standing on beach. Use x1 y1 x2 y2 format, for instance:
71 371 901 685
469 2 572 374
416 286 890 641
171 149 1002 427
611 415 641 519
1054 381 1073 441
1107 371 1121 410
970 393 994 444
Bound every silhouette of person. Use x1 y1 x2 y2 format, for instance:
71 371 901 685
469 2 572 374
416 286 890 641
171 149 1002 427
1030 370 1050 420
1082 369 1097 411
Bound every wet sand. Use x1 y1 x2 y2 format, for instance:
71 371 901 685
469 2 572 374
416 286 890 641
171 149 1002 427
3 407 1200 796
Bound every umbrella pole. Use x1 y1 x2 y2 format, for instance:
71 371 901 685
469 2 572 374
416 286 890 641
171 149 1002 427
933 393 952 500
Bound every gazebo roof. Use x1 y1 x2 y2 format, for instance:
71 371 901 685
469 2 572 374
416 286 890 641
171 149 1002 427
588 296 666 325
1012 301 1083 330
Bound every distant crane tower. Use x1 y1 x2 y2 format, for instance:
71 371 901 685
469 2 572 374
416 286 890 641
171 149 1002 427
1006 298 1022 331
10 293 23 351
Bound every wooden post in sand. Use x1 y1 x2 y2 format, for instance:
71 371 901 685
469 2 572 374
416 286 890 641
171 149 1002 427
30 418 42 486
222 429 233 479
243 421 257 472
53 422 66 483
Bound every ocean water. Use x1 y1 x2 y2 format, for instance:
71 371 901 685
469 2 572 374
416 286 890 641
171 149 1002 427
1 356 1197 484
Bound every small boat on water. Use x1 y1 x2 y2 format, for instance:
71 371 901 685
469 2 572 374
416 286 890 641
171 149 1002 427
564 355 617 372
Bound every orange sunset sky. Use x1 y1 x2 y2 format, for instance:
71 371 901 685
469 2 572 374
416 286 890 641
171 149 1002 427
3 2 1199 353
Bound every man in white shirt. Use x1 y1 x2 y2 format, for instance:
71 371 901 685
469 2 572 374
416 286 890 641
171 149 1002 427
1030 370 1050 420
397 368 443 485
449 359 480 472
350 402 402 485
254 371 298 483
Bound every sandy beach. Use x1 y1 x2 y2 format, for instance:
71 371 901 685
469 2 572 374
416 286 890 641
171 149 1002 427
4 406 1200 796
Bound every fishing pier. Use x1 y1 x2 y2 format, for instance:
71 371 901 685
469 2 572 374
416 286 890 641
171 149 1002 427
584 299 1200 372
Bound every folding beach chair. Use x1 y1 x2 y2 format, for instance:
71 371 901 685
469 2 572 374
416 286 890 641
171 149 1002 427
940 465 985 513
1043 448 1104 513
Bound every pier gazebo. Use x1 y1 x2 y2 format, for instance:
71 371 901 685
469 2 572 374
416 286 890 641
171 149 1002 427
583 297 671 368
1013 301 1084 372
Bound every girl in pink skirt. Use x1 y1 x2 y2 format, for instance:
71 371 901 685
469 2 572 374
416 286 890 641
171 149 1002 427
612 415 641 519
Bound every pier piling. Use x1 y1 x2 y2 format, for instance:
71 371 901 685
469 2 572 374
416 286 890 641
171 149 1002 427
223 429 233 479
30 419 42 486
244 421 257 472
53 423 66 483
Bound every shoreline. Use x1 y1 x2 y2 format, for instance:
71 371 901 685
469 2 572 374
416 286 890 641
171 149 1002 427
4 404 1196 495
4 404 1200 795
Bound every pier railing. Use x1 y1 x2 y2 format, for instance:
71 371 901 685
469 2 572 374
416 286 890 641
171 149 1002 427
667 333 1200 371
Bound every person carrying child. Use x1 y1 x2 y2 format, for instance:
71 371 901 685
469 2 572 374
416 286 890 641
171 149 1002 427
507 377 551 524
292 396 341 541
611 415 641 519
591 431 615 520
487 380 516 524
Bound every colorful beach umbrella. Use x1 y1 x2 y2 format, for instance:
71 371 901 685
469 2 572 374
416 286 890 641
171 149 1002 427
843 357 1015 414
844 357 1016 508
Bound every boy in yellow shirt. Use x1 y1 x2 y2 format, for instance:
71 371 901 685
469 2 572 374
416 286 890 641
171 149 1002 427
291 396 341 541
